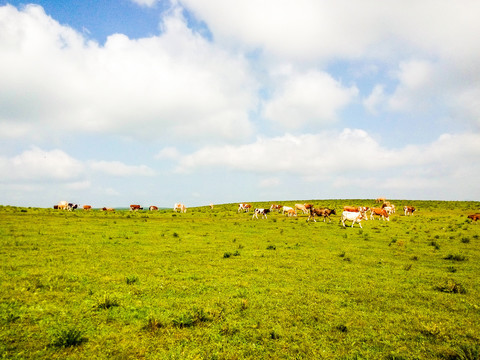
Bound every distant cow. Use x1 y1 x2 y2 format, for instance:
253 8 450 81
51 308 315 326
209 203 214 209
174 203 187 213
252 208 270 219
130 204 142 211
83 205 92 211
285 208 297 217
238 203 252 212
67 203 78 211
370 207 390 221
404 206 416 215
149 206 158 211
308 207 336 222
467 213 480 221
57 201 68 210
282 206 295 215
295 204 308 214
102 207 115 211
270 204 283 212
376 197 386 203
341 211 365 228
53 205 59 209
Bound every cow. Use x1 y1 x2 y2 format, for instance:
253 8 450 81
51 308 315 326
252 208 270 219
285 208 297 217
382 203 396 214
238 203 252 212
67 203 78 211
404 206 416 215
370 207 390 221
57 201 68 210
308 207 336 222
376 197 386 203
270 204 283 212
282 206 295 215
53 205 59 209
341 211 365 228
130 204 143 211
174 203 187 213
209 203 214 209
295 204 308 214
102 207 115 211
467 213 480 221
149 206 158 211
83 205 92 211
304 203 314 210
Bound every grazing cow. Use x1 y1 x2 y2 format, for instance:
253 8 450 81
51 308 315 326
343 206 359 212
308 207 336 222
295 204 308 214
270 204 283 212
467 213 480 221
404 206 416 215
376 197 386 203
130 204 142 211
67 203 78 211
149 206 158 211
53 205 59 209
341 211 365 228
282 206 294 215
382 203 396 214
370 207 390 221
252 208 270 219
57 201 68 210
238 203 252 212
304 203 314 210
83 205 92 211
174 203 187 213
102 207 115 211
286 208 297 217
209 203 214 209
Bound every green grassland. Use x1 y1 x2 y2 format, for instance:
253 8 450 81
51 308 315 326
1 200 479 359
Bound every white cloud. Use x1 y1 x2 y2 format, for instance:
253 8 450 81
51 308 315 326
263 70 358 129
89 160 155 177
170 130 480 197
363 85 386 115
130 0 158 7
0 147 84 182
0 4 257 144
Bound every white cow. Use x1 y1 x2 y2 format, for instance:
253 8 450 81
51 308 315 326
341 211 365 228
57 201 68 210
173 203 187 213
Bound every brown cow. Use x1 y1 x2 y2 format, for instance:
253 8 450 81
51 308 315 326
149 206 158 211
238 203 251 212
308 207 336 222
102 207 115 211
404 206 416 215
270 204 283 212
130 204 142 211
467 213 480 221
83 205 92 211
370 207 390 221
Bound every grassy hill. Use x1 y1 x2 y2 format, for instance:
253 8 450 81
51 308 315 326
1 200 479 359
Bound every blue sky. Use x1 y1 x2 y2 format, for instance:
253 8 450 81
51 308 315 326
1 0 480 208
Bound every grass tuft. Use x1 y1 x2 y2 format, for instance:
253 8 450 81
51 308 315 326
96 293 120 310
50 327 86 348
434 279 466 294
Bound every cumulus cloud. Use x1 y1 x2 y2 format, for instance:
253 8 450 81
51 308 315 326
0 147 84 182
263 69 358 129
0 4 257 144
170 130 480 196
89 160 155 177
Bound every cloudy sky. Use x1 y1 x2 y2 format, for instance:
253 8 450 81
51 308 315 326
1 0 480 208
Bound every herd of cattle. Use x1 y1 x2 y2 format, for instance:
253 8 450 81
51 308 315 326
53 199 479 227
241 200 418 228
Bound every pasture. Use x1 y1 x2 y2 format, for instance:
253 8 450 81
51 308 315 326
1 200 479 359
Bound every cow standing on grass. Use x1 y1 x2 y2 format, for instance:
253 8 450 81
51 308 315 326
252 208 270 219
308 207 336 222
174 203 187 213
341 211 365 228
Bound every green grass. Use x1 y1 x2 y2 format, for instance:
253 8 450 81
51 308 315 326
0 200 479 359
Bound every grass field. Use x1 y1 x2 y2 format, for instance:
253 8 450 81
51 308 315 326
1 200 479 359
